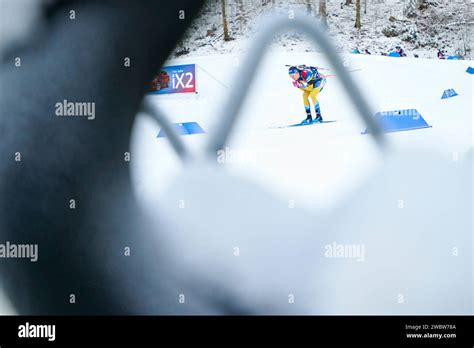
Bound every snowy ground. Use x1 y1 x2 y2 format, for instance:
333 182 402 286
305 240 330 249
132 52 473 214
1 47 471 316
129 51 473 314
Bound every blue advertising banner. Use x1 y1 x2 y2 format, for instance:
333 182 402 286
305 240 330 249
149 64 196 94
157 122 205 138
362 109 431 134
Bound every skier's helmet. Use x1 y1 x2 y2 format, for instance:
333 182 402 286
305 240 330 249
288 66 298 75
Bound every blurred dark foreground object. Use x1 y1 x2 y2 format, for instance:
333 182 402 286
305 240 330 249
0 0 223 315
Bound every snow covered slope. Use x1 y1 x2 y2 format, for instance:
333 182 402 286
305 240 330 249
131 52 473 214
130 51 472 314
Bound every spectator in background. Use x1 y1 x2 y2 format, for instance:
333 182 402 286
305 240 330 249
437 49 446 59
395 45 407 57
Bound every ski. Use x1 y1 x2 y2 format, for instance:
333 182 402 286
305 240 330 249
269 120 337 129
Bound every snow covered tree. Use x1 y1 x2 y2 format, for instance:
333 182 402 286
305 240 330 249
236 0 244 16
355 0 361 29
319 0 327 27
221 0 231 41
346 0 353 5
404 0 428 17
404 0 418 17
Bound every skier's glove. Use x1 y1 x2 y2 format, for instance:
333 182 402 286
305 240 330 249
292 81 304 89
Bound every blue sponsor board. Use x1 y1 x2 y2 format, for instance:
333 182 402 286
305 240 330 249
157 122 205 138
441 89 458 99
362 109 431 134
387 52 401 57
